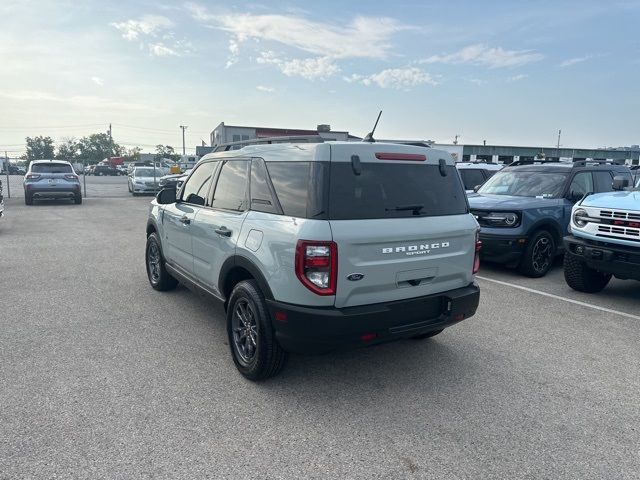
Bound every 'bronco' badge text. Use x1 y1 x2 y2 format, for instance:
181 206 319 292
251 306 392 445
382 242 450 256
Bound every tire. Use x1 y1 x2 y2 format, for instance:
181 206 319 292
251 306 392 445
411 329 444 340
227 280 288 381
128 182 132 193
145 232 178 291
518 230 556 278
74 194 82 205
563 253 611 293
24 194 33 205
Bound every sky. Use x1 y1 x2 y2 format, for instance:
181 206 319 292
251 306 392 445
1 0 639 157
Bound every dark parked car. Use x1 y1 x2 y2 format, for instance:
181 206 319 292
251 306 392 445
92 165 118 176
468 159 633 277
23 160 82 205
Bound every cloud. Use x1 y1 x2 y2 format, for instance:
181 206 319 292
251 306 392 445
468 78 487 85
256 85 275 93
507 74 528 82
0 90 168 113
187 4 409 60
111 15 173 41
345 68 438 90
421 44 544 68
91 76 104 86
560 55 592 67
256 51 339 80
148 43 178 57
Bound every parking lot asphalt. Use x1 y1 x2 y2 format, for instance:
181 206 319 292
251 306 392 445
1 197 638 479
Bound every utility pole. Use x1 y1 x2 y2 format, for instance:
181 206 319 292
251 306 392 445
556 129 562 149
4 151 10 198
179 125 188 155
453 134 459 145
108 123 113 155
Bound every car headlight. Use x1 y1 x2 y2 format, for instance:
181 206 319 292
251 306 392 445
573 208 588 228
484 212 520 227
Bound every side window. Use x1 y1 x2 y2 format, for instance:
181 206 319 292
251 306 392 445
459 169 486 190
250 159 280 214
181 162 217 206
593 171 614 192
266 162 311 218
568 172 594 198
211 160 249 211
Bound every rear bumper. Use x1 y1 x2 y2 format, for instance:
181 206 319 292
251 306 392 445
479 232 526 264
267 283 480 354
564 235 640 280
26 185 80 198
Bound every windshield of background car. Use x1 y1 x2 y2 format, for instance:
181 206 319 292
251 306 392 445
134 168 157 177
32 163 72 174
328 163 468 219
478 170 568 198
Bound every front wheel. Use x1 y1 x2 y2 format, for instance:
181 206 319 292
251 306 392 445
145 232 178 291
519 230 556 278
227 280 288 380
24 194 33 205
74 194 82 205
563 253 611 293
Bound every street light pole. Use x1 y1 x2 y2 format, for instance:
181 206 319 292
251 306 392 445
179 125 188 155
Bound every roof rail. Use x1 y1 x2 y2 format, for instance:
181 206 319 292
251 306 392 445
212 135 324 152
571 159 619 167
508 158 561 167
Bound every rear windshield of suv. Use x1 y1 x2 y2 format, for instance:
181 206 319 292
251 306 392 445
32 163 72 174
328 163 467 219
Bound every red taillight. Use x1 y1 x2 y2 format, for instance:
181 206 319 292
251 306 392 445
375 152 426 161
473 230 482 274
295 240 337 296
65 174 78 180
26 173 40 179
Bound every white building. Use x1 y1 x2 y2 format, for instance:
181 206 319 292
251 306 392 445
210 122 357 146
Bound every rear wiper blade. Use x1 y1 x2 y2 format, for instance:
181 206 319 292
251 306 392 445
386 204 424 214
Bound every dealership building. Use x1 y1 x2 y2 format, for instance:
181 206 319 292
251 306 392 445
200 122 639 165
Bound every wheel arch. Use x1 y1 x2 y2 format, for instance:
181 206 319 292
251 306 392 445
219 256 274 304
527 220 563 249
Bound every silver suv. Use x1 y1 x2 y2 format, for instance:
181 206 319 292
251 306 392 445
145 140 481 379
23 160 82 205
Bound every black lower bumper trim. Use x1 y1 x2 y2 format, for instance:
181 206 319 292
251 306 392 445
267 283 480 354
564 235 640 280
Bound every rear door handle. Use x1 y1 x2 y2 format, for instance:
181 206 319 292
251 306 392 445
180 216 190 225
215 227 232 237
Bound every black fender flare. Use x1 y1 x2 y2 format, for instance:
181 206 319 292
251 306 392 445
218 255 274 301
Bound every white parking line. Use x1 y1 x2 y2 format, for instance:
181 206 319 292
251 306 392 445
476 275 640 321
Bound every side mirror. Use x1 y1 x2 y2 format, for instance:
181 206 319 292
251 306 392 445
568 191 584 203
612 176 629 191
157 188 176 205
473 185 481 193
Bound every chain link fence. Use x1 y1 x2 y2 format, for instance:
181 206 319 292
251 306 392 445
2 172 131 199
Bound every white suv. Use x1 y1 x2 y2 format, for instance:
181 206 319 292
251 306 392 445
145 140 481 379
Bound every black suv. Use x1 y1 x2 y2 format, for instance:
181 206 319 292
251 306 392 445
92 165 118 176
468 159 634 277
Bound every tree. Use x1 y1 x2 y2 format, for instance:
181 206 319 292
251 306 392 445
124 146 141 162
77 133 122 164
55 138 79 160
155 144 180 162
25 136 55 161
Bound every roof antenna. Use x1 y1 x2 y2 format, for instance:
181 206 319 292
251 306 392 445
362 110 382 143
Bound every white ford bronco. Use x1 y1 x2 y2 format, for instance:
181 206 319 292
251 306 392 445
145 138 481 379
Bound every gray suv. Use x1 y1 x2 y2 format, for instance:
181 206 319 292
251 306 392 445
23 160 82 205
145 141 481 379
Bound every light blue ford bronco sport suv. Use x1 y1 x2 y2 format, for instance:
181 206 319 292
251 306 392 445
564 175 640 292
145 138 481 380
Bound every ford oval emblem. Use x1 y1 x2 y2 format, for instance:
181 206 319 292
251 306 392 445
347 273 364 281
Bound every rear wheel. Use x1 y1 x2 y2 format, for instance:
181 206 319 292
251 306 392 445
563 253 611 293
411 329 444 340
519 230 555 278
145 232 178 291
227 280 288 380
24 194 33 205
74 194 82 205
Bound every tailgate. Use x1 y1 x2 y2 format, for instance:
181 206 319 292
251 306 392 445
330 215 478 308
